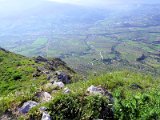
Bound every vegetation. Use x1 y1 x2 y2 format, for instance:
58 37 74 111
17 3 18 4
0 49 160 119
0 49 76 116
25 71 160 120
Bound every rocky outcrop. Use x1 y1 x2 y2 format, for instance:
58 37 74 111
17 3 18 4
35 56 48 63
56 71 71 84
19 101 39 114
33 56 75 85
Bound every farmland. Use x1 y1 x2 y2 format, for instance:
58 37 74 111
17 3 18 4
0 3 160 75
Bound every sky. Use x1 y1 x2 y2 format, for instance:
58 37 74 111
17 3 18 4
0 0 160 18
47 0 160 6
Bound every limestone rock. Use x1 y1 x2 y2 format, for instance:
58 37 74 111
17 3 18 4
40 92 52 102
19 101 38 114
41 112 51 120
63 87 71 94
87 85 113 102
53 81 65 89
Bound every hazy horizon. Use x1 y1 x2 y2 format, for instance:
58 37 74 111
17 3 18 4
0 0 160 17
0 0 160 76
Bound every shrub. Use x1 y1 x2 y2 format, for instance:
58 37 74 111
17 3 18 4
48 94 81 120
29 94 113 120
13 73 22 80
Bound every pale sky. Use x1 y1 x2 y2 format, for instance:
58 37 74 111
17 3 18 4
47 0 160 6
0 0 160 18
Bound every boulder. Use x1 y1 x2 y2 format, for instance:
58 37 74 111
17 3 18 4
55 71 71 84
41 112 51 120
19 101 38 114
87 85 103 95
53 82 65 89
87 85 113 102
63 87 71 94
40 92 52 102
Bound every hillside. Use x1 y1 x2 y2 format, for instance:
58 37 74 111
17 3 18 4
0 48 160 119
0 48 78 119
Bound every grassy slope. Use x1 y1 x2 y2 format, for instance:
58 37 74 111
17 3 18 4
66 72 160 119
0 49 48 114
28 71 160 120
0 49 49 94
0 49 77 115
0 49 160 119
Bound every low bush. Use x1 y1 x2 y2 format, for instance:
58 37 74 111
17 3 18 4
29 94 113 120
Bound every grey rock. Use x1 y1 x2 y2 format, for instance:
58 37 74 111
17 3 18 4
19 101 38 114
87 85 103 95
55 71 70 84
87 85 113 102
39 107 47 112
63 87 71 94
41 112 51 120
40 92 52 102
53 81 65 89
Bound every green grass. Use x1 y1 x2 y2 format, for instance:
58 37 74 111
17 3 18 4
0 50 46 95
25 71 160 120
0 49 79 116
